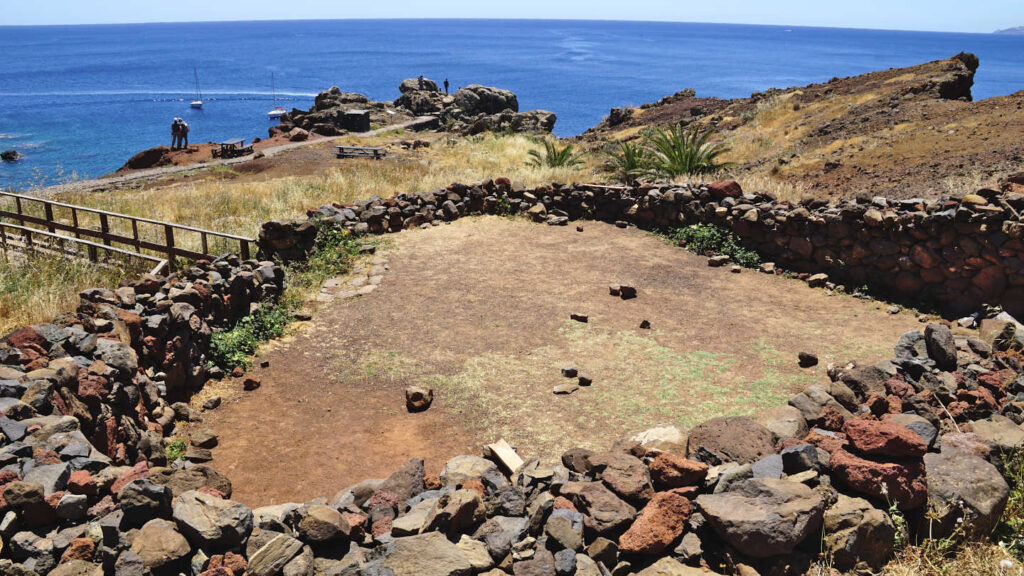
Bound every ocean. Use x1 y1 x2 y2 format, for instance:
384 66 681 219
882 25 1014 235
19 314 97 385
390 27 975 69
1 19 1022 191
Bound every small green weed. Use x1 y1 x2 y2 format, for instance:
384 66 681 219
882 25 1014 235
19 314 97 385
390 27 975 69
165 437 188 462
662 223 760 268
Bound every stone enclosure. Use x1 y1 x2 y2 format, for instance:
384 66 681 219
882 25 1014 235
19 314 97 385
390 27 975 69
2 178 1024 575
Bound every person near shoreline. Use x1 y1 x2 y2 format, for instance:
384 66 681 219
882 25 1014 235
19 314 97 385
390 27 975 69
170 118 181 150
179 119 190 149
444 78 449 95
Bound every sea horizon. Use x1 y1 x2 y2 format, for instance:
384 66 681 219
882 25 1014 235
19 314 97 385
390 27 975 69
2 18 1023 190
0 17 1011 36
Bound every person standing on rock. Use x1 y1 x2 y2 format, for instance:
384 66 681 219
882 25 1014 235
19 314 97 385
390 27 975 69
179 120 190 149
171 118 181 150
417 75 425 90
444 78 450 95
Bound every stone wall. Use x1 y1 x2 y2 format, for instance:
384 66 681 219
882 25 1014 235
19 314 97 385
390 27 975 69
260 179 1024 318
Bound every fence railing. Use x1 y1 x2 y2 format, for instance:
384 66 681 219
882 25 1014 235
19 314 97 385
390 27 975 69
0 191 255 269
0 221 168 275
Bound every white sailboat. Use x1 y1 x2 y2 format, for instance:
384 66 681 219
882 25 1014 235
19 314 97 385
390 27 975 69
268 72 285 120
190 68 203 109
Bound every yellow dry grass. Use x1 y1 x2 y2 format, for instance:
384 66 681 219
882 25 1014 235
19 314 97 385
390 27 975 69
1 133 603 332
55 134 602 245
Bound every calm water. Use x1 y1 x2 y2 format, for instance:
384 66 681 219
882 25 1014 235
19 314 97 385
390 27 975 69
1 19 1022 190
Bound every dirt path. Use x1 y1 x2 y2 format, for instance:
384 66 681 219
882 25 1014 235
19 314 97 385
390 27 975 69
32 117 436 197
203 217 920 506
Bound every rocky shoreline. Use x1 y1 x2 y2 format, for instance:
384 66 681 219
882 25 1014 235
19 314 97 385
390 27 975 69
2 180 1024 575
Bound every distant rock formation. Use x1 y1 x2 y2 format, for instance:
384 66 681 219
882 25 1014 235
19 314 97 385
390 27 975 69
272 77 556 138
995 26 1024 34
1 149 23 162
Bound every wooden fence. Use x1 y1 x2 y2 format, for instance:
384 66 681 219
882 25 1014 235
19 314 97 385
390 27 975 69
0 191 255 270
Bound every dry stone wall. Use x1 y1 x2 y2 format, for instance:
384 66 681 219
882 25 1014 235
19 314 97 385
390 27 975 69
260 179 1024 318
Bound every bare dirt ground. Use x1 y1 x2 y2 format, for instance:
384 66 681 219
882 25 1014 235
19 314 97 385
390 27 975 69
203 217 921 506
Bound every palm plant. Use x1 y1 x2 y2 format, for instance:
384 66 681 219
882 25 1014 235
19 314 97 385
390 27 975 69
645 124 733 178
603 141 648 185
526 139 585 168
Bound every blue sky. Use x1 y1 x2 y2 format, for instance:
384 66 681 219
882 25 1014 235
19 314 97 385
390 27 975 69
2 0 1022 32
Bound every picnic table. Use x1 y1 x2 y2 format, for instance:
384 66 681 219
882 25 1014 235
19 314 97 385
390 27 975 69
336 145 387 160
212 138 254 159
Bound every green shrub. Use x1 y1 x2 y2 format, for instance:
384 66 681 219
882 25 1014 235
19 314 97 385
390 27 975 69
665 223 760 268
527 140 585 168
208 304 293 371
165 437 188 462
603 141 648 185
208 221 368 371
645 124 733 178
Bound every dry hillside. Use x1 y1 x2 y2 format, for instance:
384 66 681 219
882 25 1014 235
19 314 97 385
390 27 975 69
584 53 1024 200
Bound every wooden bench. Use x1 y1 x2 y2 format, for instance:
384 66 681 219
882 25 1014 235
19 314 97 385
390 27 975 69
212 138 254 159
336 145 387 160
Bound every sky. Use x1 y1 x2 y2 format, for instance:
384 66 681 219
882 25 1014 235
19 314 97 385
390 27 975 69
1 0 1022 33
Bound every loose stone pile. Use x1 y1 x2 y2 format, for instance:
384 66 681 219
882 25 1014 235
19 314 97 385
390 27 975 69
260 178 1024 317
3 312 1024 574
0 257 284 574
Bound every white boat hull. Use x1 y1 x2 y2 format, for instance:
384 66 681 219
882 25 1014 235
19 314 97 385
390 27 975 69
190 101 203 109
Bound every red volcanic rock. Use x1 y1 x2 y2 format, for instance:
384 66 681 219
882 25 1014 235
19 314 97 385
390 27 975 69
829 448 926 510
707 180 743 200
344 512 368 540
843 419 926 458
618 488 693 555
462 479 486 499
243 376 261 391
197 486 226 499
366 490 401 511
77 368 110 405
111 461 149 494
87 495 116 517
371 517 392 538
67 470 97 497
978 369 1014 392
60 538 96 563
552 496 578 512
424 473 441 491
818 406 846 432
885 375 913 398
198 569 233 576
208 551 246 575
648 453 709 489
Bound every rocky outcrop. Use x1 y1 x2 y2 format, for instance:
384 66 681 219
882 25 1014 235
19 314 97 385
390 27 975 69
274 78 555 137
1 149 24 162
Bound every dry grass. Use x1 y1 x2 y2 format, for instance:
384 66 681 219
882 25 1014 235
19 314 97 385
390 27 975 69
0 133 602 334
53 134 602 247
881 543 1021 576
0 250 136 335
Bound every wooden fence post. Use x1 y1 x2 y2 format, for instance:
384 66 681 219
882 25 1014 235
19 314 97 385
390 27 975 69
43 202 55 233
99 214 111 246
164 225 176 270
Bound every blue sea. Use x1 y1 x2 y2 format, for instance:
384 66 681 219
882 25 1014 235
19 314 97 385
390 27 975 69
1 19 1023 191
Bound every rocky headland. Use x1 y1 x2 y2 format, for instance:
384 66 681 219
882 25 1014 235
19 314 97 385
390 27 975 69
584 54 1024 200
